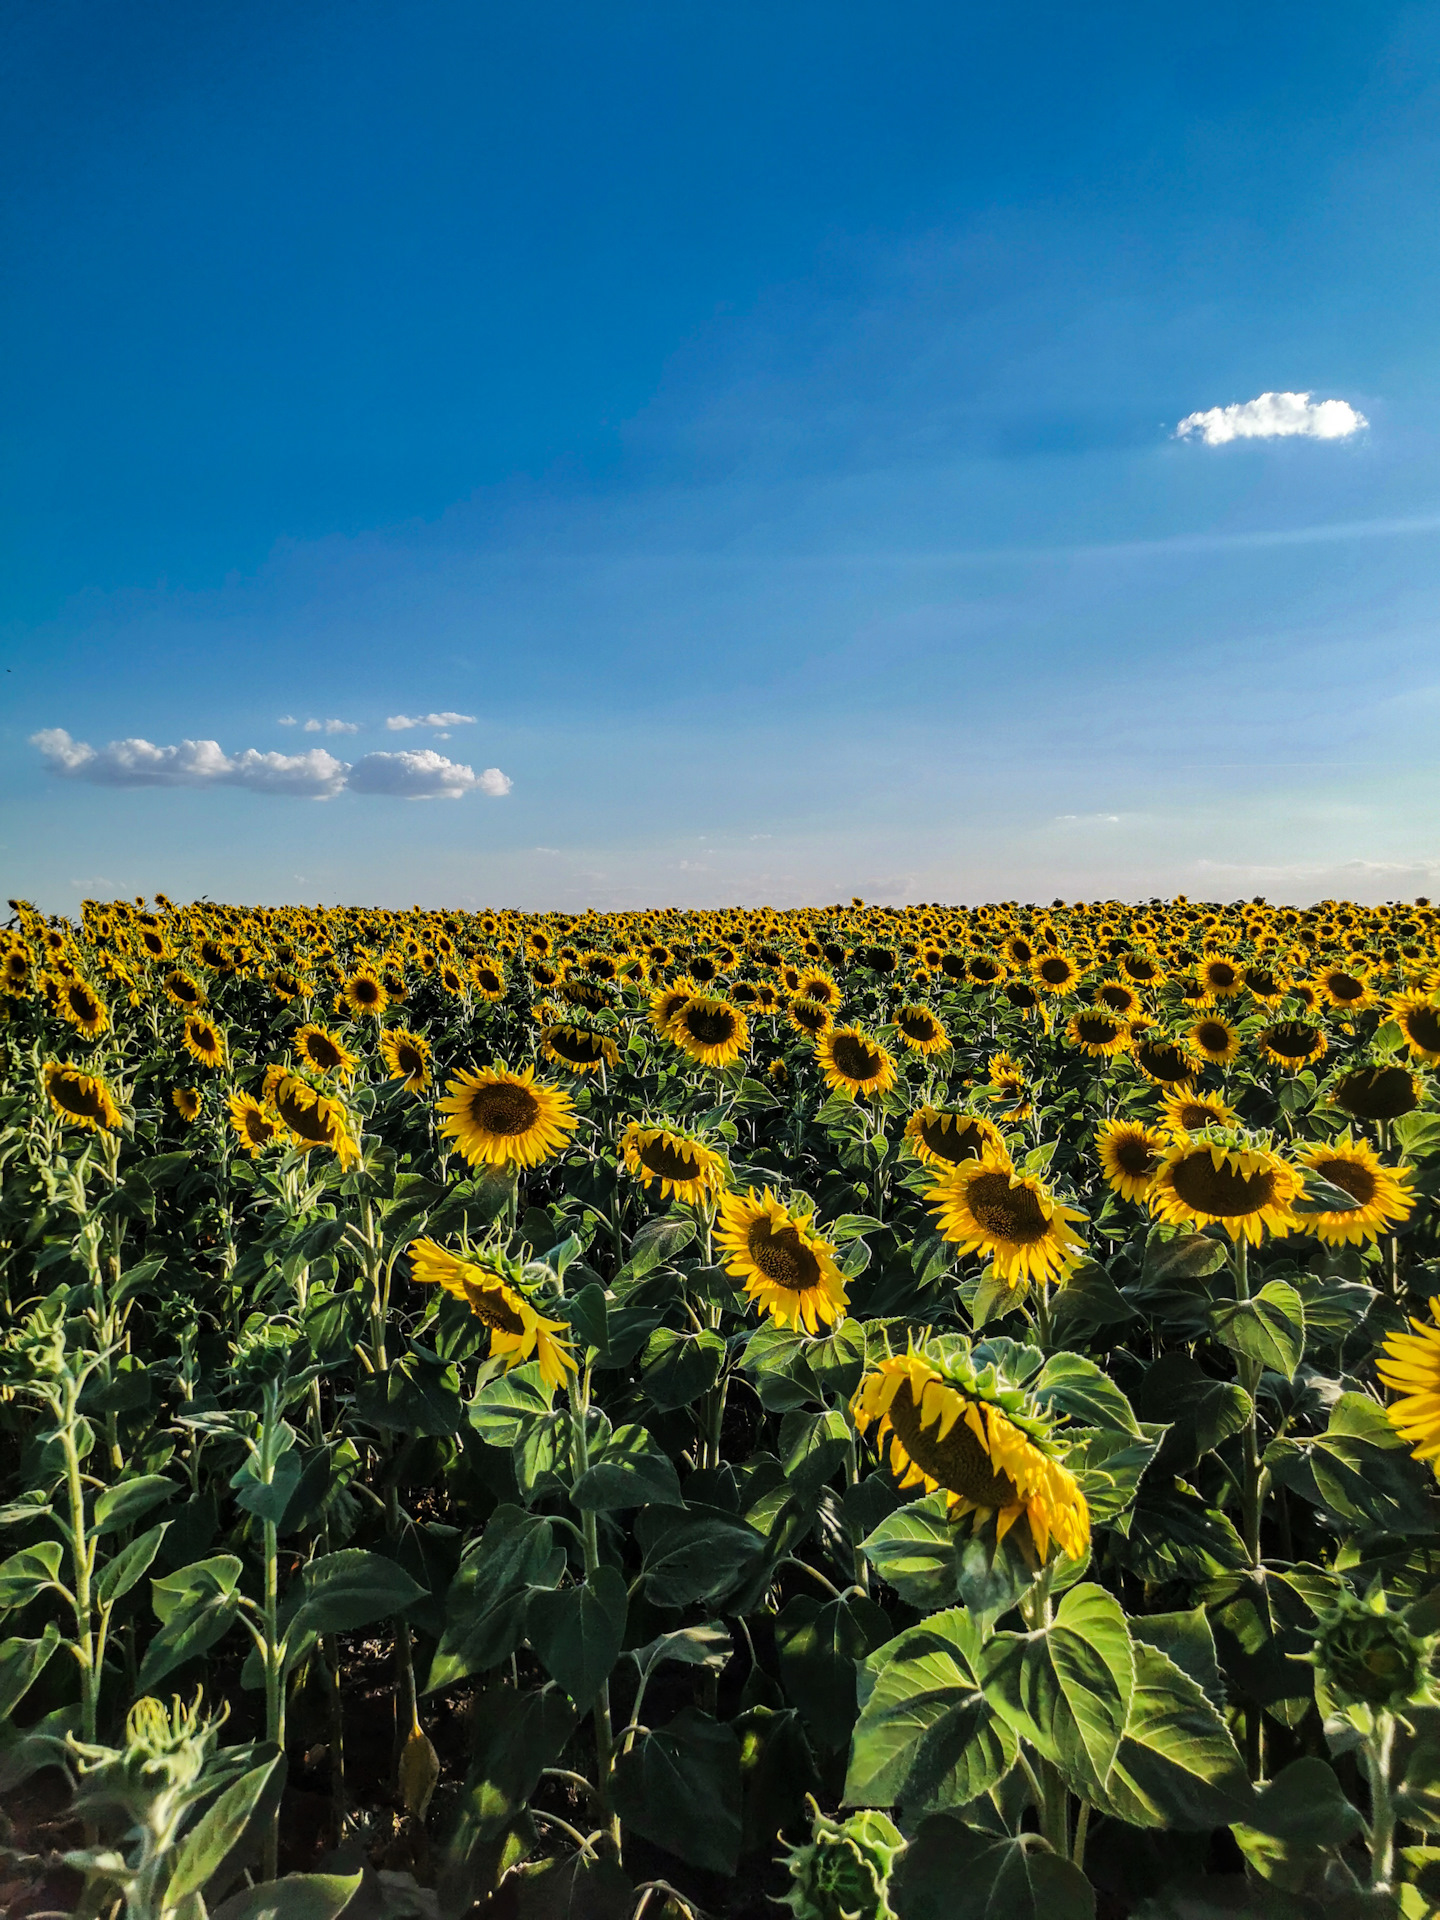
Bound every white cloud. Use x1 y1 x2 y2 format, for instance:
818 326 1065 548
31 728 512 802
385 711 478 731
277 714 296 726
1175 391 1368 446
301 717 360 734
347 749 512 800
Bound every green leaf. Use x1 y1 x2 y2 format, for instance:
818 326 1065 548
1395 1112 1440 1159
1292 1173 1366 1215
774 1591 892 1752
468 1363 555 1446
140 1555 245 1690
639 1329 725 1412
1211 1280 1306 1382
779 1409 851 1501
845 1609 1017 1812
355 1350 464 1436
982 1583 1134 1802
622 1215 696 1280
736 1704 823 1856
611 1708 742 1876
571 1424 683 1511
168 1751 287 1903
511 1854 636 1920
0 1624 61 1719
287 1549 425 1645
526 1566 628 1705
637 1506 767 1609
427 1508 565 1691
894 1813 1096 1920
1118 1485 1248 1581
437 1686 577 1912
829 1213 885 1242
1140 1227 1227 1285
1064 1426 1164 1524
208 1871 362 1920
627 1622 732 1683
1231 1757 1364 1891
1096 1641 1252 1830
1137 1354 1250 1475
93 1473 176 1535
230 1448 304 1525
1033 1351 1140 1434
96 1521 170 1605
1129 1608 1226 1710
805 1320 869 1398
0 1540 64 1610
1049 1260 1136 1332
861 1495 1040 1619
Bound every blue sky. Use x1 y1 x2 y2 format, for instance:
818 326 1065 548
4 1 1439 910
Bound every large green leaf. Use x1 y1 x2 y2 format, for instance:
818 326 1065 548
526 1566 627 1705
894 1813 1095 1920
1230 1757 1364 1892
139 1555 245 1690
209 1871 362 1920
167 1751 287 1903
1095 1641 1252 1830
0 1624 60 1719
287 1549 425 1646
860 1493 1044 1616
0 1540 64 1610
427 1508 565 1690
845 1609 1016 1813
982 1584 1134 1803
779 1409 851 1501
611 1708 742 1875
96 1521 170 1605
438 1685 577 1913
774 1591 892 1752
93 1473 176 1535
571 1424 683 1511
468 1363 555 1446
1033 1350 1140 1435
636 1506 767 1609
639 1329 725 1410
1211 1280 1305 1382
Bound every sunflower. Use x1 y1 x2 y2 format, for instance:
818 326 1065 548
1187 1015 1240 1067
270 1073 361 1170
437 963 466 997
1258 1021 1328 1071
408 1238 576 1392
1159 1087 1238 1136
1241 964 1288 1006
1148 1131 1302 1244
1031 952 1081 995
470 958 506 1002
294 1024 358 1080
795 970 842 1009
650 976 699 1035
787 995 834 1039
541 1023 620 1074
621 1121 727 1203
904 1105 1006 1169
850 1346 1089 1561
1 947 33 995
163 970 206 1010
379 1027 432 1092
171 1087 202 1123
1391 991 1440 1066
59 978 109 1038
1332 1065 1422 1123
984 1051 1034 1120
182 1015 227 1070
894 1004 950 1056
1296 1134 1415 1246
339 969 387 1019
1289 982 1322 1013
270 969 310 1004
715 1188 848 1333
1120 950 1164 985
438 1064 577 1169
44 1062 123 1132
1093 979 1141 1017
1377 1300 1440 1470
1065 1009 1130 1058
969 955 1008 986
1198 954 1244 999
1318 964 1374 1013
753 983 785 1014
927 1155 1087 1292
667 995 750 1069
816 1026 897 1099
1096 1118 1166 1201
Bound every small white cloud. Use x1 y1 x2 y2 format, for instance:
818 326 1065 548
31 728 348 798
1175 391 1368 446
277 714 296 726
1054 812 1121 824
385 711 478 731
300 718 359 735
347 749 512 800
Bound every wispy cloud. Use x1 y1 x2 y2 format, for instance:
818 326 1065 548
31 729 511 802
385 711 477 731
1175 390 1368 446
302 717 360 735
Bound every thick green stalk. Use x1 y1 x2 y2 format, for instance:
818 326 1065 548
570 1365 622 1856
61 1385 98 1747
1365 1714 1396 1890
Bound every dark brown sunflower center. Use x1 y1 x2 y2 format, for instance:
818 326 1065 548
1075 1014 1122 1045
899 1011 938 1041
1176 1101 1223 1128
1096 985 1135 1011
746 1219 821 1291
832 1034 882 1079
887 1380 1019 1507
940 952 968 978
242 1110 277 1145
639 1136 703 1182
1311 1156 1377 1206
1401 1005 1440 1052
276 1086 336 1144
682 1005 738 1045
1335 1067 1419 1121
1194 1022 1231 1051
1005 982 1039 1009
551 1029 606 1064
1245 970 1280 997
1263 1022 1322 1060
920 1117 989 1163
469 1083 541 1135
1124 956 1160 982
1205 963 1238 988
1114 1134 1158 1176
475 970 501 992
1037 957 1073 983
193 1025 218 1052
967 1170 1048 1245
1137 1043 1192 1082
469 1284 527 1335
791 1000 829 1033
1171 1153 1276 1216
52 1075 104 1119
1327 972 1365 1002
305 1034 344 1069
396 1042 425 1074
971 958 1004 982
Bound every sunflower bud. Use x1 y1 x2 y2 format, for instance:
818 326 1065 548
1313 1588 1434 1713
779 1800 905 1920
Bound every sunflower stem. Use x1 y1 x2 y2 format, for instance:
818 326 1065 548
1364 1712 1396 1890
569 1362 622 1858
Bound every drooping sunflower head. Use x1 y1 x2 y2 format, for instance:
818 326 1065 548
1149 1128 1303 1244
294 1024 358 1081
927 1154 1088 1293
172 1087 202 1123
1296 1133 1415 1246
379 1026 432 1092
715 1187 849 1334
438 1064 577 1169
1241 964 1288 1006
787 995 834 1039
1258 1021 1328 1071
1 946 33 995
182 1015 227 1070
228 1090 289 1156
621 1121 727 1202
59 977 109 1037
44 1062 123 1132
903 1105 1006 1170
816 1026 897 1100
1330 1063 1423 1123
1093 979 1141 1017
1095 1117 1167 1201
270 1072 361 1170
1159 1087 1238 1136
408 1236 576 1392
1065 1009 1130 1058
1187 1014 1240 1067
893 1004 950 1056
1391 991 1440 1067
540 1023 620 1075
969 954 1008 987
163 969 206 1009
667 995 750 1069
850 1337 1089 1563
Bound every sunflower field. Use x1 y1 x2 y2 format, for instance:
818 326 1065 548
5 892 1440 1920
